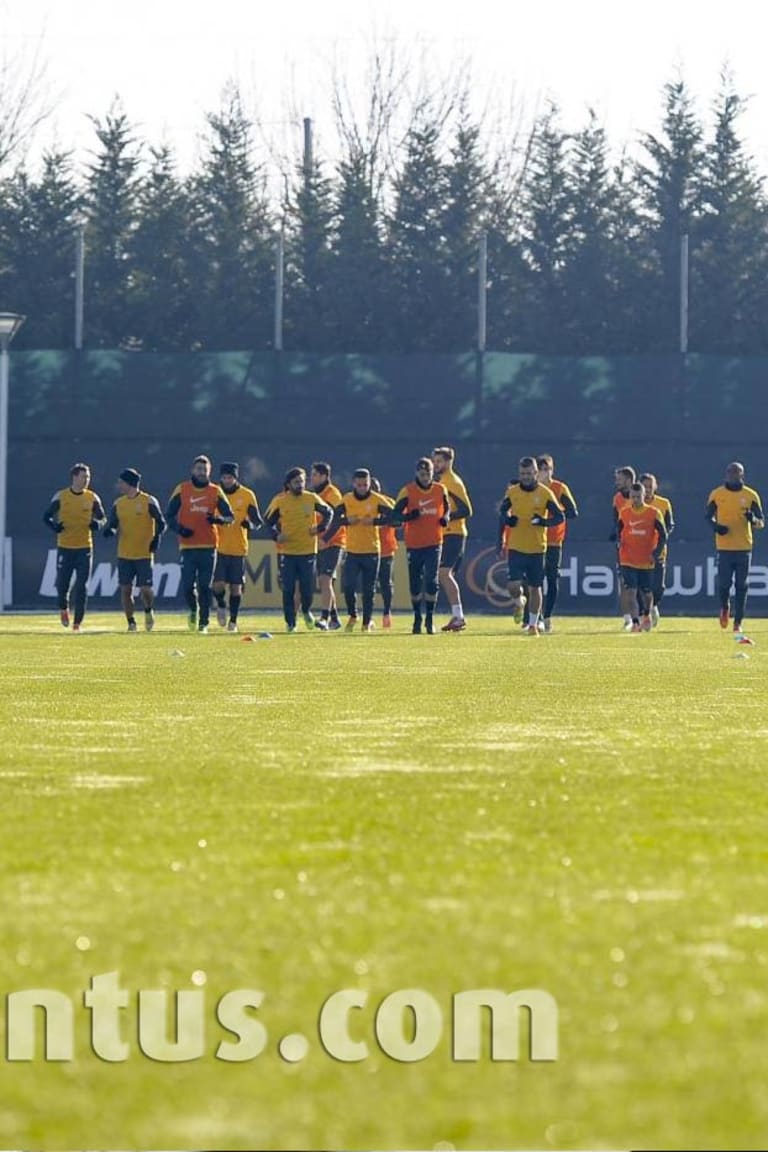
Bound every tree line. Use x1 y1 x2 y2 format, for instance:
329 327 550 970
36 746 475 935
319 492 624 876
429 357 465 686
0 71 766 355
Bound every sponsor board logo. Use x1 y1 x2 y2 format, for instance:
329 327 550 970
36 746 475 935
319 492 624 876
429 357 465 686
28 543 768 609
464 548 768 608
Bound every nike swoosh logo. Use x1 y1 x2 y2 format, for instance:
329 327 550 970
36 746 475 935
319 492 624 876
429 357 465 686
418 500 432 507
189 497 208 508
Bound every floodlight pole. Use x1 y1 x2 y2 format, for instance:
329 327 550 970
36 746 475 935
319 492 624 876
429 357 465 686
0 312 26 613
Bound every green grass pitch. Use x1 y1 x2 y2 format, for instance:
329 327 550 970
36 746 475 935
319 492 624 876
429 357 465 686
0 610 766 1151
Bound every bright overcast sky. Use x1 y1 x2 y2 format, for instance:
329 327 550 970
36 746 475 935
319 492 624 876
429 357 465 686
4 0 768 179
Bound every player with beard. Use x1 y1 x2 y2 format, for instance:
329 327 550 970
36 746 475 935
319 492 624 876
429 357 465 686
265 468 334 632
497 457 564 636
431 446 473 632
325 469 393 632
520 454 578 632
612 466 636 528
612 465 637 629
212 462 263 633
310 462 346 630
166 455 234 634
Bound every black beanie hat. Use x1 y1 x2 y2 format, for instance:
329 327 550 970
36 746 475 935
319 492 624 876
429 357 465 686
120 468 141 488
220 461 239 478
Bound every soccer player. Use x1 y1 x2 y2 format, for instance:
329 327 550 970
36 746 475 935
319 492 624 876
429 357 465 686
392 457 450 634
612 466 636 522
706 461 765 633
43 462 106 632
310 462 346 630
372 476 398 628
640 473 674 627
612 465 638 628
431 446 473 632
212 462 263 633
616 483 667 631
165 455 234 634
497 457 564 636
327 469 393 632
534 454 578 632
265 467 333 632
103 468 166 632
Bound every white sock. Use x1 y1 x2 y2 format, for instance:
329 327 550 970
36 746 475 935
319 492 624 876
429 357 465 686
452 603 463 619
623 613 632 625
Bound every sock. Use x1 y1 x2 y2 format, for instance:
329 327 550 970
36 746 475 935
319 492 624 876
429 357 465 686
214 590 226 608
452 603 463 619
229 594 241 622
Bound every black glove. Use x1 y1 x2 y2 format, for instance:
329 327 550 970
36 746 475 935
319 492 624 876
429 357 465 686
745 510 757 524
714 524 729 536
177 525 194 539
103 526 117 538
505 513 518 528
206 513 226 525
405 508 421 521
240 519 251 529
530 514 546 526
149 536 160 554
439 516 449 527
51 521 65 534
89 518 103 531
